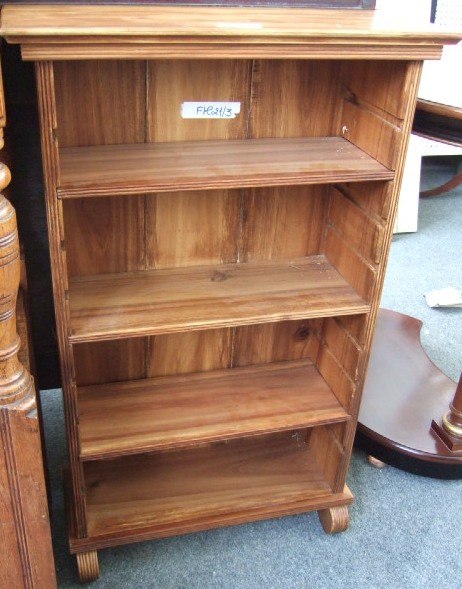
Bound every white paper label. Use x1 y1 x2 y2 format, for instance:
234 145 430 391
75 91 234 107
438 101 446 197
181 102 241 119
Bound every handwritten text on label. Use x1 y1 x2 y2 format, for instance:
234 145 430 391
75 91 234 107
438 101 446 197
181 102 241 119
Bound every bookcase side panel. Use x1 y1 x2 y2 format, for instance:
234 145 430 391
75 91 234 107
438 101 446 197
54 61 149 386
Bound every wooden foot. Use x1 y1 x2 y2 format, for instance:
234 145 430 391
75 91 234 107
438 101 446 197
367 455 387 468
76 551 99 582
318 505 349 534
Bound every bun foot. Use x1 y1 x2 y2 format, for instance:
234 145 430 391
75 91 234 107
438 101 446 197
367 455 387 468
76 550 99 582
318 505 349 534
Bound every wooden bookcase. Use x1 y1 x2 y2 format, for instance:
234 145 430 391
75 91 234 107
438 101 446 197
1 4 459 582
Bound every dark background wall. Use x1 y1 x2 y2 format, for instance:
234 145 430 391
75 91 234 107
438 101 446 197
3 42 60 390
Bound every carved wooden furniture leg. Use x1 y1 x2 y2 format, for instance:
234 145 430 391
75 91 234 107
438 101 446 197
0 60 57 589
431 373 462 451
318 505 349 534
76 551 100 582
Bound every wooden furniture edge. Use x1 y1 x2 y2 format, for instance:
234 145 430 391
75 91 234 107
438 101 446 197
1 5 460 61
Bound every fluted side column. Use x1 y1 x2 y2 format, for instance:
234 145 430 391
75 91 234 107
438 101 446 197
0 59 57 589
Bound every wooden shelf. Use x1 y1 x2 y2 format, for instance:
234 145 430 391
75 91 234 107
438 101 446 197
70 432 352 551
68 255 370 343
78 359 350 461
58 137 394 198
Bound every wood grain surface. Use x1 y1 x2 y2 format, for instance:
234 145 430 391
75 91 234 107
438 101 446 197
78 359 350 460
77 432 352 548
58 137 394 198
68 255 370 342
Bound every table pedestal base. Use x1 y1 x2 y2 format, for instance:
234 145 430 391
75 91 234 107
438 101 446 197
356 309 462 479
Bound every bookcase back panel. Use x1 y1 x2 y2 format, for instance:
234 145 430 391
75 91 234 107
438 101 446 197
74 320 319 385
147 60 251 141
146 190 241 269
248 60 341 138
63 196 146 276
54 61 147 147
54 58 400 396
240 185 328 262
54 59 343 147
74 339 147 387
232 320 317 368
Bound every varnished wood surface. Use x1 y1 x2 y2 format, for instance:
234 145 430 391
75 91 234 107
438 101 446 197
78 359 350 460
68 255 370 343
5 2 453 568
357 309 462 475
1 5 458 44
70 432 353 551
58 137 394 198
2 5 459 61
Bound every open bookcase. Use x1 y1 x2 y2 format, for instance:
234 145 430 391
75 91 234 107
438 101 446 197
1 3 459 582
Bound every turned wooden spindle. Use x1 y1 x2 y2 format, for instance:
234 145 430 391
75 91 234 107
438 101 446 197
0 183 35 408
431 374 462 452
0 56 57 587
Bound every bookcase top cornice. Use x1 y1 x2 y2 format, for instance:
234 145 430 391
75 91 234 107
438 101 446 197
1 5 461 60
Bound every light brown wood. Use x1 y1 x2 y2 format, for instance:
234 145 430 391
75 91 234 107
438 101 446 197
318 505 349 533
68 255 370 343
70 432 353 551
78 359 350 460
76 551 99 583
35 61 88 538
4 4 460 580
2 5 459 61
57 137 394 199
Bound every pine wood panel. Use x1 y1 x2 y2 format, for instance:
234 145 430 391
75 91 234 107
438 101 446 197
340 101 401 170
63 196 146 277
3 6 457 62
36 61 89 537
67 255 370 343
81 432 345 545
147 329 233 377
335 314 368 348
57 137 394 198
239 185 327 262
315 342 356 412
323 228 376 303
248 60 340 138
321 317 363 382
146 190 240 269
309 424 346 492
145 59 250 376
74 339 147 387
336 181 392 222
232 320 316 368
54 61 150 388
340 60 411 120
147 60 250 142
328 187 384 265
54 60 147 147
78 359 350 460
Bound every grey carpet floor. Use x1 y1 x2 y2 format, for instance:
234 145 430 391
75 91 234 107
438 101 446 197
39 156 462 588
